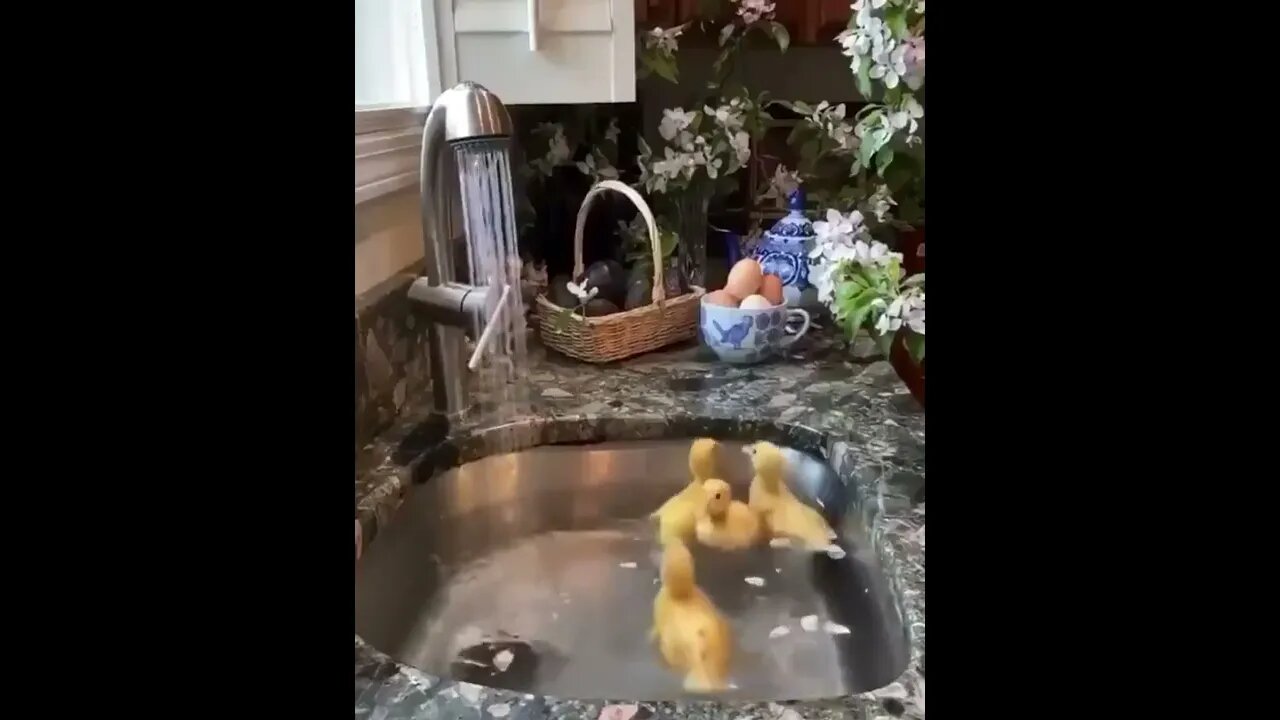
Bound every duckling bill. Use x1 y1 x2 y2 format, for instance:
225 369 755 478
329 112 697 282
694 478 762 551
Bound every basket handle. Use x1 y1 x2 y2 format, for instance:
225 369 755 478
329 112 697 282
573 179 666 305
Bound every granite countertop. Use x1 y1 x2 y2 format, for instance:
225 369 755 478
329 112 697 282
355 330 925 720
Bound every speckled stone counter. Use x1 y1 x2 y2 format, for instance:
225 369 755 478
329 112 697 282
355 330 925 720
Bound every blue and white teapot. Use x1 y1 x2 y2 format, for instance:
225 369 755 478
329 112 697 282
752 189 816 306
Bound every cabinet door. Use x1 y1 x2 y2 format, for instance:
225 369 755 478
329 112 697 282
433 0 636 105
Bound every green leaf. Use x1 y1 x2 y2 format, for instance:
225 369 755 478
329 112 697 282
858 120 890 169
854 103 884 121
902 273 925 288
906 332 925 364
712 46 733 76
884 85 902 107
660 228 678 257
886 7 909 40
875 328 896 358
791 100 815 116
876 146 895 177
768 21 790 52
845 306 870 339
718 23 735 47
553 308 573 333
642 52 679 84
856 62 873 99
785 122 809 146
800 138 821 167
886 256 901 288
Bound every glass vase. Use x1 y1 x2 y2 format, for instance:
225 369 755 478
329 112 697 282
673 190 711 289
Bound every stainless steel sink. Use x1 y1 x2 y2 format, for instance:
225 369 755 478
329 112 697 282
354 439 909 701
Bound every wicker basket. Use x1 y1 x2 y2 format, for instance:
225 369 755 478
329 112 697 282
536 180 706 363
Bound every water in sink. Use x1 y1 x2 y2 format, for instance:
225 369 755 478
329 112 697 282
355 440 909 701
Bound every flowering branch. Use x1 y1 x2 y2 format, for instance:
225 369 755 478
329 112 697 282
810 206 924 362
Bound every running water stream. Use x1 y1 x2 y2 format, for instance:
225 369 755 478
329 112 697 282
454 139 530 423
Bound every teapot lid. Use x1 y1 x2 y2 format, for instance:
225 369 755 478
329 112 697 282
765 188 814 241
787 188 805 212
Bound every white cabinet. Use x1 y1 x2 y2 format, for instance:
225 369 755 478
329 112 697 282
427 0 636 105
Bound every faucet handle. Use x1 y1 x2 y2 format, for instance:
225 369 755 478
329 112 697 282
466 284 513 372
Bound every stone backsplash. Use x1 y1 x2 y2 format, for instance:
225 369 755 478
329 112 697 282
355 268 431 453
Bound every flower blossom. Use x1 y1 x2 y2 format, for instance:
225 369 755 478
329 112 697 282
733 0 776 24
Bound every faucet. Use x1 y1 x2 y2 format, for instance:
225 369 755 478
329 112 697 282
408 81 515 420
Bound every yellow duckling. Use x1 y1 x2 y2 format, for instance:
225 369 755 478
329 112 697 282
745 441 837 551
651 539 733 693
651 438 720 545
695 478 763 550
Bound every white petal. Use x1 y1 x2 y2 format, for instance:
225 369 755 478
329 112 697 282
492 649 514 672
768 625 791 639
869 65 886 79
744 576 766 587
800 615 820 632
823 621 852 635
884 70 900 88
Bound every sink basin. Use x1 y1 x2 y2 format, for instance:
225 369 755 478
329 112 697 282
354 439 909 701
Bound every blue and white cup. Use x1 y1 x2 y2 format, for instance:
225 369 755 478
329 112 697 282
699 296 811 364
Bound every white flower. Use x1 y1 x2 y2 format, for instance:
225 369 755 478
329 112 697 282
806 100 858 153
730 130 751 165
915 1 925 14
704 102 745 131
875 310 902 335
658 108 696 141
812 208 858 244
704 153 724 179
575 152 619 181
644 25 685 54
865 185 898 224
873 287 924 336
869 44 907 89
565 280 599 302
902 36 926 90
546 126 571 165
733 0 776 24
759 164 801 207
888 94 924 135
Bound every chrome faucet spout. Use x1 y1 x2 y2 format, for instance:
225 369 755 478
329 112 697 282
411 82 515 420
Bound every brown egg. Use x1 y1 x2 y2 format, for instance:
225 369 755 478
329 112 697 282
704 289 740 308
759 274 784 306
724 258 763 299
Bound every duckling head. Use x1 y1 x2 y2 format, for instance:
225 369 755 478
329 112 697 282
701 478 732 519
743 441 786 489
688 438 720 482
